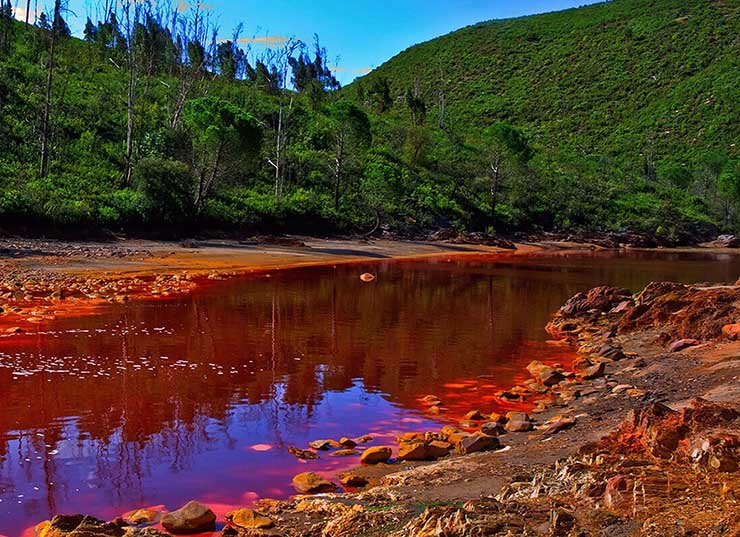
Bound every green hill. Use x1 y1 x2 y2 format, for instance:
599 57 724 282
0 0 738 240
350 0 740 235
357 0 738 166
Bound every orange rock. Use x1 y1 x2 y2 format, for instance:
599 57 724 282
360 446 392 464
722 323 740 341
292 472 337 494
225 508 274 530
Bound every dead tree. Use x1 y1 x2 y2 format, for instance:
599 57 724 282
39 0 63 178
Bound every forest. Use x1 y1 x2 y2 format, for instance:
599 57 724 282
0 0 738 240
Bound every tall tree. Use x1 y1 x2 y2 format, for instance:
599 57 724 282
267 37 301 202
121 0 142 185
482 122 532 225
327 102 371 211
39 0 65 178
183 96 263 212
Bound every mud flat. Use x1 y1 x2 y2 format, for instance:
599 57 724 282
0 236 529 334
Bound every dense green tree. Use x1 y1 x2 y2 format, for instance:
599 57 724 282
183 96 263 211
327 102 371 210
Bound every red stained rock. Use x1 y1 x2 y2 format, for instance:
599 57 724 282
668 339 700 353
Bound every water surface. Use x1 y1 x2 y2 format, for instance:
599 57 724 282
1 249 739 535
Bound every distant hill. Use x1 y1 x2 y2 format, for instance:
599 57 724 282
354 0 739 168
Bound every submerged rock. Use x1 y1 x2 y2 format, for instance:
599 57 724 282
288 446 319 460
161 501 216 534
330 449 359 457
36 515 124 537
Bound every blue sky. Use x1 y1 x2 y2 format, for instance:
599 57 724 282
17 0 602 85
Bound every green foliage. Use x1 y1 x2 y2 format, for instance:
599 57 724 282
133 157 194 224
0 0 737 238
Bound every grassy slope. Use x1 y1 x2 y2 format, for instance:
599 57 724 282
354 0 739 166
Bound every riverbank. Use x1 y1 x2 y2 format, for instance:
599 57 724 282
4 234 739 335
10 240 740 536
0 236 530 335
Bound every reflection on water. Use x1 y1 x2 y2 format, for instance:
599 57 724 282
1 249 739 535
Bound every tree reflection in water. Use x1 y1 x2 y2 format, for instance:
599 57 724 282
2 250 740 536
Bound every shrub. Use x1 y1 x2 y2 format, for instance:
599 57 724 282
133 157 195 224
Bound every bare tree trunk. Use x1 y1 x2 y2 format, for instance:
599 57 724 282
333 135 345 211
122 0 138 186
490 157 502 225
39 0 61 178
196 141 224 212
25 0 31 24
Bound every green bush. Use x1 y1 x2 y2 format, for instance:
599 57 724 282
133 157 195 224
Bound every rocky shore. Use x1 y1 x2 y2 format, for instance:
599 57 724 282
24 273 740 536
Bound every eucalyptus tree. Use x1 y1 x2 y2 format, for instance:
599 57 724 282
183 96 263 212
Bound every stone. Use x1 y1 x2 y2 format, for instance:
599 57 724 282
36 515 124 537
463 410 485 420
456 432 500 454
526 360 564 386
582 362 605 380
330 449 359 457
161 501 216 534
360 446 392 464
505 412 532 433
441 426 470 444
426 441 453 458
397 440 451 461
722 323 740 341
292 472 338 494
127 528 172 537
340 473 369 487
597 344 625 360
123 509 162 525
308 439 334 450
397 442 430 461
339 437 357 448
225 508 274 530
397 432 426 443
354 435 373 443
288 446 319 460
541 416 577 435
481 422 506 436
550 508 576 536
668 339 700 353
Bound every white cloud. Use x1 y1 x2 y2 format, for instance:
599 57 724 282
13 5 43 24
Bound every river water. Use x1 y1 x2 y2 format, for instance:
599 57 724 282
1 249 740 536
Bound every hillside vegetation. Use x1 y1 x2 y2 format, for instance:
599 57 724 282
0 0 738 239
